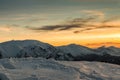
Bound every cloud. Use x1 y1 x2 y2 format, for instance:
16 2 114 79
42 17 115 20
81 10 105 19
0 24 25 32
0 17 28 21
72 0 119 2
0 24 18 32
0 13 47 24
29 24 79 31
29 16 97 31
27 14 120 33
0 27 11 32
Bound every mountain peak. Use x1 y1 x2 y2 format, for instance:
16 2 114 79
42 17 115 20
0 39 55 58
1 39 41 44
107 46 118 49
68 44 79 46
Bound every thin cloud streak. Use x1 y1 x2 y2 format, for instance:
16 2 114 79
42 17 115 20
29 16 97 31
28 15 120 33
81 10 105 19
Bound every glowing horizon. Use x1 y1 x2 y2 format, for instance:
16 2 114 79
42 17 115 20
0 0 120 48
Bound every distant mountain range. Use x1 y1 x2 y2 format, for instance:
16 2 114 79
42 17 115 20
0 40 120 65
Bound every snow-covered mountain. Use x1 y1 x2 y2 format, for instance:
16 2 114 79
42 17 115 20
0 40 119 80
57 44 120 57
55 44 98 61
95 46 120 56
56 44 120 65
0 40 57 58
0 40 120 65
0 40 99 59
57 44 99 56
56 44 101 60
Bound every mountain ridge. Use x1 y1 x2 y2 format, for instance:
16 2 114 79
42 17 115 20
0 40 120 65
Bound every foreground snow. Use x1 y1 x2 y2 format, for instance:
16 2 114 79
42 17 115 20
0 58 119 80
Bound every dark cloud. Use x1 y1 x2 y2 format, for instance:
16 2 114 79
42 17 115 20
75 24 120 33
29 16 97 31
28 15 120 33
72 16 120 33
73 31 80 33
30 24 80 31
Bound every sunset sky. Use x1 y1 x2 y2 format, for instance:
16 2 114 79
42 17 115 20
0 0 120 48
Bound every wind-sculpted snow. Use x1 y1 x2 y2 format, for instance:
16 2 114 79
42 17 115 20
0 58 120 80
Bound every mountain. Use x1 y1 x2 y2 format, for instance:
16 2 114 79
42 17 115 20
0 40 57 58
0 40 100 59
95 46 120 56
56 44 101 60
0 40 120 65
0 40 119 80
57 44 99 56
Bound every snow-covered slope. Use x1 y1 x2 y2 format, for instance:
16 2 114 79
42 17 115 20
0 40 120 65
0 40 120 80
0 58 119 80
57 44 101 57
56 44 105 61
0 40 57 58
56 44 120 65
95 46 120 56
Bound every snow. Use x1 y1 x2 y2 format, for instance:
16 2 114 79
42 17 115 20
0 40 120 59
57 44 101 57
0 40 56 58
0 58 120 80
95 46 120 56
0 40 120 80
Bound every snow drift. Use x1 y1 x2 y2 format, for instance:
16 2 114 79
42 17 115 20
0 58 119 80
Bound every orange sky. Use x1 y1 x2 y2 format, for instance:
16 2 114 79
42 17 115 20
0 0 120 48
0 24 120 48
